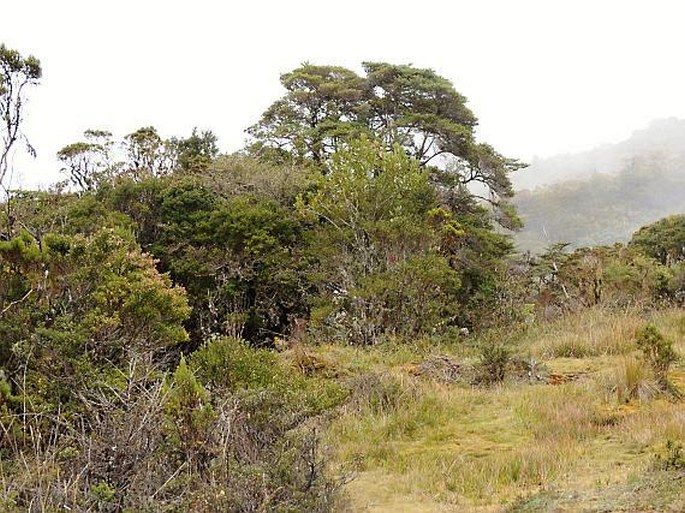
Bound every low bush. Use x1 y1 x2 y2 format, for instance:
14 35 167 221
653 439 685 471
635 323 679 394
476 342 511 384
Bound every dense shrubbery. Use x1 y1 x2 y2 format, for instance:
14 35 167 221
630 214 685 265
0 339 343 512
0 228 189 413
502 239 681 323
0 207 343 511
0 132 522 506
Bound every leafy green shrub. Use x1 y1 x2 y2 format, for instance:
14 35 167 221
190 337 284 391
476 342 511 384
0 228 190 416
630 214 685 266
357 254 462 337
165 356 216 465
635 323 679 393
653 439 685 470
89 481 116 508
546 337 594 358
514 244 674 318
190 337 346 416
129 179 309 345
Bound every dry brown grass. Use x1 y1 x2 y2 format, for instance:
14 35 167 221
316 307 685 512
528 308 644 358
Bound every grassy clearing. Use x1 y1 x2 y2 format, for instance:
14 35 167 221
327 380 611 510
526 308 644 358
298 307 685 511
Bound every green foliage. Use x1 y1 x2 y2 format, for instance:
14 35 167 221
295 138 516 341
0 44 42 191
165 355 216 463
6 139 515 351
247 64 370 165
635 323 678 392
0 228 190 413
1 189 135 242
94 172 313 345
90 481 116 507
169 127 219 173
123 126 176 178
301 139 468 343
203 153 313 205
190 337 346 414
0 348 340 512
249 61 523 225
0 50 556 511
57 130 116 191
630 214 685 265
190 337 284 391
353 254 462 338
510 243 674 320
55 126 220 193
0 44 41 81
153 182 308 343
653 439 685 471
300 137 436 271
476 341 511 384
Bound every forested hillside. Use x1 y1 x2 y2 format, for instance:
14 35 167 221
514 120 685 252
513 118 685 190
1 45 684 512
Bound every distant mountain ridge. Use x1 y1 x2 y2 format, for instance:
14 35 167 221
513 117 685 191
513 118 685 252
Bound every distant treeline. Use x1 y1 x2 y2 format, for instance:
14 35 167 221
515 152 685 252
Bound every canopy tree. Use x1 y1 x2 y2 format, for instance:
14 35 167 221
0 44 41 194
0 45 41 242
298 138 512 342
57 129 116 191
630 214 685 265
247 62 524 225
57 126 220 192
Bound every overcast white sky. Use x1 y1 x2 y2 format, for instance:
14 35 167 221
3 0 685 188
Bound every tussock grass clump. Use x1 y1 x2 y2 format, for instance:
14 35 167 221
345 372 416 416
610 357 659 403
